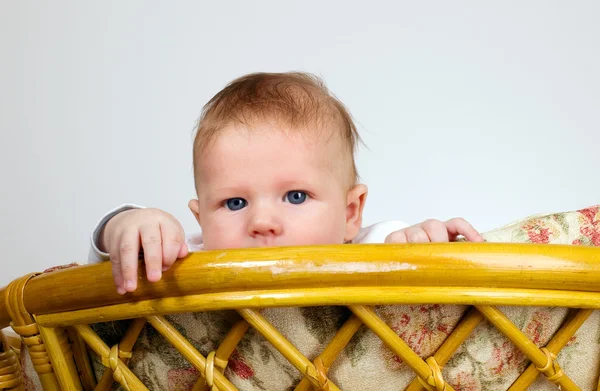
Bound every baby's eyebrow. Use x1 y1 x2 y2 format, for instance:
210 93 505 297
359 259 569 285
203 190 240 202
276 178 313 189
211 186 241 194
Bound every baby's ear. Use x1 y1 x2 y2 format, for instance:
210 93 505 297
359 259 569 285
344 184 368 242
188 199 201 226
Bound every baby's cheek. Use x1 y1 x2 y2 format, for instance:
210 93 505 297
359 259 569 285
218 234 243 250
203 221 244 250
305 221 346 245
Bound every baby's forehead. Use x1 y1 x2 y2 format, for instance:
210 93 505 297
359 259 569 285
222 120 347 148
194 121 355 189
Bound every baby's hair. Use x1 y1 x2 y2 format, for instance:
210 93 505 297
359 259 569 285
193 72 361 188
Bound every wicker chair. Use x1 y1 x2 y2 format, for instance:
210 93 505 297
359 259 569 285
1 242 600 390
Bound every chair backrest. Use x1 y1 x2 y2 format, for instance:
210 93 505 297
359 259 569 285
2 243 600 390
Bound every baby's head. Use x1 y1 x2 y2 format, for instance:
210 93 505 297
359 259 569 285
188 72 368 250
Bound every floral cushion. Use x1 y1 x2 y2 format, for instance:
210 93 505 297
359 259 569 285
21 205 600 390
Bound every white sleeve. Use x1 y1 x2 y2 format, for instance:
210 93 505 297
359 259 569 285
353 220 411 244
88 204 145 264
186 232 205 252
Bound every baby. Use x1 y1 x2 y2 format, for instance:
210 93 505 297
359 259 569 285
89 72 482 294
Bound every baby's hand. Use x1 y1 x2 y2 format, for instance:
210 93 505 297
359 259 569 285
385 218 483 244
100 208 188 294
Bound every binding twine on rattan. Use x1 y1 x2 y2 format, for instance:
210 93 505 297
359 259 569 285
304 358 331 391
536 347 564 383
102 344 132 391
0 347 23 389
5 273 54 376
417 357 447 391
202 351 218 390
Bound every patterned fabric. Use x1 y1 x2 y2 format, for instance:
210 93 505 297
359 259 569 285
21 205 600 390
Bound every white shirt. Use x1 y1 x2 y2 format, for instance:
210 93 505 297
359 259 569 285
88 204 410 263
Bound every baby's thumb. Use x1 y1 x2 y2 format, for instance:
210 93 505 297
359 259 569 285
178 242 189 258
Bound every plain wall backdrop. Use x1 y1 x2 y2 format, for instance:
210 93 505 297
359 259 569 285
1 1 599 286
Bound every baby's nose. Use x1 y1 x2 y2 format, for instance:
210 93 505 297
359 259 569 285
247 206 283 237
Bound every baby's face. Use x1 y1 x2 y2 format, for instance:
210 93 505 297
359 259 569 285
189 123 365 250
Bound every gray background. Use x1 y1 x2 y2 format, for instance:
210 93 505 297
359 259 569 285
1 1 598 285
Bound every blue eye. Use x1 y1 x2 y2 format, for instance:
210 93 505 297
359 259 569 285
225 198 247 211
286 191 308 205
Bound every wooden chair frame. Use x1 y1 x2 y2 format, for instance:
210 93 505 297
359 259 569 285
1 242 600 390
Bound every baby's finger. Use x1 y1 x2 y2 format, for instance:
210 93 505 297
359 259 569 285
119 229 141 292
164 242 189 272
445 218 484 242
109 234 126 295
420 219 450 242
404 226 431 243
140 223 163 282
111 260 126 295
384 230 409 244
178 242 189 259
161 223 185 271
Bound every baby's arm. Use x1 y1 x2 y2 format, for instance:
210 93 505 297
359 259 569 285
385 218 483 243
89 204 143 264
89 205 188 294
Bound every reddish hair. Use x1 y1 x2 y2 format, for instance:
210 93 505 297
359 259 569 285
193 72 361 188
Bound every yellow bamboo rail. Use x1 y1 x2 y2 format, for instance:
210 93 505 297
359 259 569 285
2 243 600 391
146 316 238 391
66 326 96 391
94 317 146 391
405 307 485 391
508 309 593 390
350 305 455 391
237 308 341 391
36 324 82 390
295 314 363 391
0 334 24 391
477 305 580 390
72 324 148 391
193 318 249 391
34 286 600 328
4 243 598 327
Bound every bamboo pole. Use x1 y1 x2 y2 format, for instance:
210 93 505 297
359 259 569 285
15 243 600 322
72 324 148 391
477 306 580 391
37 325 82 391
35 286 600 328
